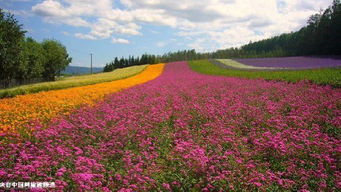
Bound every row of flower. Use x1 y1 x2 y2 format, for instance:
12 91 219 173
0 64 164 137
234 56 341 69
0 61 339 191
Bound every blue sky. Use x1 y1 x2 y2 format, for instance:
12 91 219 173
0 0 331 67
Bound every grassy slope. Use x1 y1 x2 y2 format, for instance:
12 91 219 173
189 60 341 87
0 65 148 98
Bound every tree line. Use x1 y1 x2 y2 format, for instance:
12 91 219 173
104 0 340 71
103 50 206 72
208 0 340 58
104 54 159 72
104 50 209 71
0 9 72 88
237 0 341 57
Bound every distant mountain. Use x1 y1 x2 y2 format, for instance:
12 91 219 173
62 66 103 75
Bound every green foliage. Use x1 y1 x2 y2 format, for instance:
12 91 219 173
159 49 203 62
0 9 26 87
18 37 45 80
41 39 72 81
189 60 341 88
0 9 72 88
0 65 147 98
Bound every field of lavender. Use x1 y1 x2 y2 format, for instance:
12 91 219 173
235 56 341 69
1 61 340 191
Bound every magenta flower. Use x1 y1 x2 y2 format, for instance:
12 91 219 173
0 61 339 191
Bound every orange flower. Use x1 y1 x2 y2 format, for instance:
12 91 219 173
0 64 164 135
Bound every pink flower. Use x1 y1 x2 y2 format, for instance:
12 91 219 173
56 167 66 177
162 183 171 191
253 182 262 187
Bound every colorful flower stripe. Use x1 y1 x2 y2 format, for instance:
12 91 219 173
216 59 287 70
0 62 339 191
234 56 341 69
0 65 147 98
0 64 164 135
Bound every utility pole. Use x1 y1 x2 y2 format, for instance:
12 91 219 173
90 53 93 74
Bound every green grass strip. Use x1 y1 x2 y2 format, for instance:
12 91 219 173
189 60 341 88
0 65 148 98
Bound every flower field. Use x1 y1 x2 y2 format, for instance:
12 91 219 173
0 65 148 99
0 64 164 137
192 60 341 87
215 59 287 70
234 56 341 69
1 61 340 191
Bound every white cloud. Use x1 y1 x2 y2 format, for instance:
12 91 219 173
3 9 32 17
156 41 167 48
75 33 96 40
31 0 332 50
111 38 130 44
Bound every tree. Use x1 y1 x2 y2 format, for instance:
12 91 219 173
0 9 26 87
17 37 45 81
41 40 72 81
327 0 341 54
